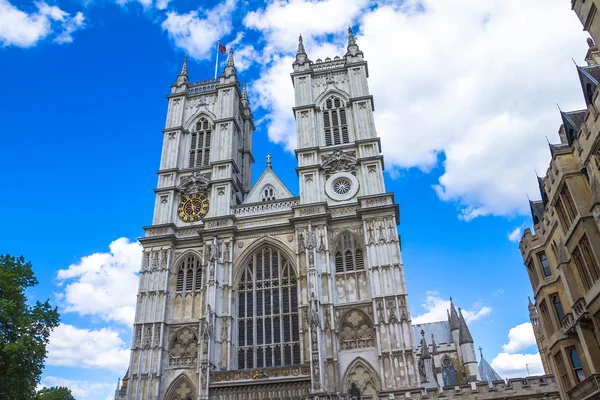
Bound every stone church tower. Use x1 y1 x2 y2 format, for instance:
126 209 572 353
118 29 418 400
115 29 560 400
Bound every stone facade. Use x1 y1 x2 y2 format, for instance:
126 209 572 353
116 30 560 400
519 7 600 399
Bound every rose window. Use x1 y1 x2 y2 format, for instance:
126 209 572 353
333 178 352 195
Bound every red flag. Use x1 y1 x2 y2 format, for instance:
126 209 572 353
218 43 226 54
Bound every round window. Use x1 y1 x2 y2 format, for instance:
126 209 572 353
325 172 359 201
333 177 352 195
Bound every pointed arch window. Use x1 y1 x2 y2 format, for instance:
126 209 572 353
189 118 211 168
442 357 458 387
237 246 300 369
334 233 365 273
176 256 202 293
323 96 349 146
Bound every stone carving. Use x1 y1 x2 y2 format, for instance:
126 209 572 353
185 95 215 111
339 309 375 350
143 325 152 348
177 170 210 195
134 326 142 348
209 380 310 399
344 360 379 398
364 197 391 208
169 327 198 366
234 199 298 217
153 325 161 347
321 150 357 174
330 207 356 217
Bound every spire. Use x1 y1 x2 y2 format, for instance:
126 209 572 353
431 333 438 355
227 47 235 66
179 57 188 76
348 26 356 46
297 34 306 55
345 26 362 58
448 297 460 332
528 296 535 310
478 348 502 387
420 330 431 359
294 34 311 67
458 308 474 345
537 174 548 206
242 81 248 99
174 56 189 87
221 47 237 79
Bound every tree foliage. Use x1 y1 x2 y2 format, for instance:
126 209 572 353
35 386 76 400
0 254 60 400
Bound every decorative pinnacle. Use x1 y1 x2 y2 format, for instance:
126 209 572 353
348 26 356 45
242 82 248 99
479 346 484 358
266 154 272 168
227 48 235 66
298 34 306 54
179 56 188 76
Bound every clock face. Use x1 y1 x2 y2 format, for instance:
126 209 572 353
177 193 209 222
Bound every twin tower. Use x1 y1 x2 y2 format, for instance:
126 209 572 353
115 29 480 400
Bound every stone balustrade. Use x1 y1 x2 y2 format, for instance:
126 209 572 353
568 374 600 400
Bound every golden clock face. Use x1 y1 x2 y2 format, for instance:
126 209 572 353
177 193 209 222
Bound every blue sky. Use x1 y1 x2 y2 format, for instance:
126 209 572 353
0 0 591 398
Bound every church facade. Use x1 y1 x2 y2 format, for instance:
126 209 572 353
115 30 558 400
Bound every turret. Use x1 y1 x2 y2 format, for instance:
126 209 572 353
220 48 237 83
419 330 436 387
293 34 312 71
458 308 480 382
171 57 189 94
345 26 364 63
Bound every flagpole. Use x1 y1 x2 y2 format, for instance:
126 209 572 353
214 41 219 81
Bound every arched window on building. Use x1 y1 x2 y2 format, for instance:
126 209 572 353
176 255 202 293
334 233 364 273
189 118 212 168
442 357 458 387
237 246 300 369
552 294 565 322
323 95 349 146
262 185 276 201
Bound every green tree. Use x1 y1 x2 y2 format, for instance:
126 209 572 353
0 254 60 400
35 386 76 400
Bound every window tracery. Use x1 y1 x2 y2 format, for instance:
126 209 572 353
176 255 202 293
189 117 211 168
237 246 300 369
323 95 349 146
339 309 374 350
169 328 198 367
262 185 276 202
441 357 458 387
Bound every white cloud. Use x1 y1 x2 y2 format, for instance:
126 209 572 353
161 0 237 61
0 0 84 47
40 376 114 400
412 292 492 324
246 0 588 219
56 237 142 326
502 322 537 353
508 227 523 243
46 324 130 371
491 352 544 378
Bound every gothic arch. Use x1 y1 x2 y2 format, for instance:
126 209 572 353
183 110 217 131
342 357 381 397
164 373 196 400
233 236 297 284
338 309 375 350
315 88 350 108
172 249 204 272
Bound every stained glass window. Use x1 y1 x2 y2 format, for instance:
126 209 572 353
237 246 300 369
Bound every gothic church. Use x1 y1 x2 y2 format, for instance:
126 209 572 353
114 30 555 400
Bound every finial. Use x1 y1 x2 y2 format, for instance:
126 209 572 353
348 26 356 45
242 81 247 99
298 34 306 54
179 56 188 76
227 48 235 66
266 154 272 168
479 346 484 358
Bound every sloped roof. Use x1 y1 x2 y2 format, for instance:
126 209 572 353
412 322 452 347
479 354 502 387
243 165 294 204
